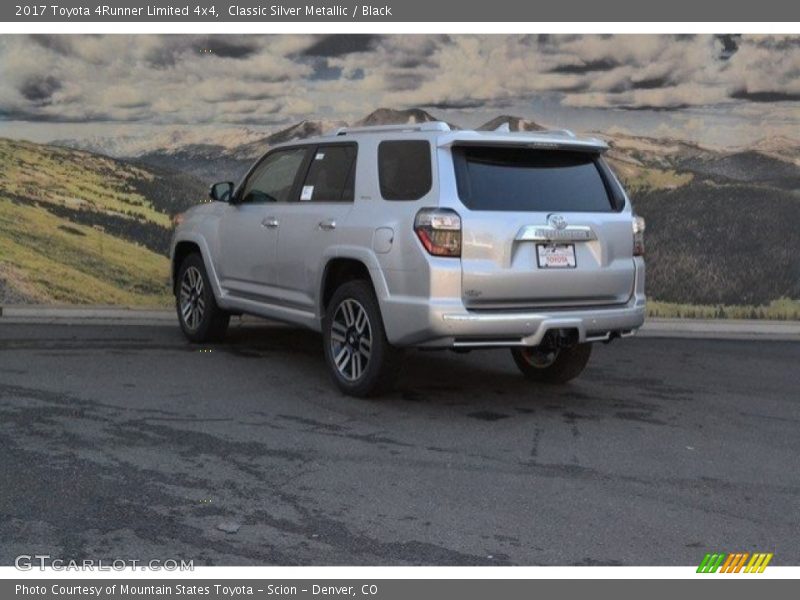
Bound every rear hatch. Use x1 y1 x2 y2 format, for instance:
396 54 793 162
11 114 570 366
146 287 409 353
453 145 635 309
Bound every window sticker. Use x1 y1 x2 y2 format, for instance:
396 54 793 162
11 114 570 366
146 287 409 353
315 153 325 160
300 185 314 201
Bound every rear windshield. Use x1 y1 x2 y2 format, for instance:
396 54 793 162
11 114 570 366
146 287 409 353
453 146 616 212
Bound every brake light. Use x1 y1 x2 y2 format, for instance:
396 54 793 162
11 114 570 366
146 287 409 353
414 208 461 257
632 215 645 256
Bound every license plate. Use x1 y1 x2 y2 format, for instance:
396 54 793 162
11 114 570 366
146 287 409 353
536 244 576 268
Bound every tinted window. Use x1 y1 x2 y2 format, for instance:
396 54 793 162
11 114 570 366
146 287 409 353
299 144 357 202
241 147 307 203
453 147 615 212
378 140 432 200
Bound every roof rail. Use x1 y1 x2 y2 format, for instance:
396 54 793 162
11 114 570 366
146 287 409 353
330 121 451 136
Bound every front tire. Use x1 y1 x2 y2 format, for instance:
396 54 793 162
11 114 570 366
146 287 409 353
323 280 403 397
176 253 229 343
511 343 592 384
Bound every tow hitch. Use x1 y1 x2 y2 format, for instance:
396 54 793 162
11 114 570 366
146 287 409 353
540 328 579 350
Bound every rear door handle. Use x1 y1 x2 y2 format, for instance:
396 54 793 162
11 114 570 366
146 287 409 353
318 219 336 231
261 217 279 228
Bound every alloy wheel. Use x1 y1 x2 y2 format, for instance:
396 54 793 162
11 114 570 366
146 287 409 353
179 266 205 331
329 298 373 381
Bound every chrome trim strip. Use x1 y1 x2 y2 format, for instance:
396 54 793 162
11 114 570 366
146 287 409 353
452 340 526 348
585 332 612 343
515 225 597 242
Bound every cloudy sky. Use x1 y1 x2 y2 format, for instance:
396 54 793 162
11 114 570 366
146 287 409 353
1 34 799 147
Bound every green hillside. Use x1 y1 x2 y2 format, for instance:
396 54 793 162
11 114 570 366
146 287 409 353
634 180 800 306
602 134 800 318
606 157 694 193
0 138 205 305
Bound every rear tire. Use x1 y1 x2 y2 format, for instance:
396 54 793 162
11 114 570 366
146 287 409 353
176 253 229 343
511 343 592 384
323 280 403 397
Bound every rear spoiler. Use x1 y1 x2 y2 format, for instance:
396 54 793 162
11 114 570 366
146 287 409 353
437 131 608 154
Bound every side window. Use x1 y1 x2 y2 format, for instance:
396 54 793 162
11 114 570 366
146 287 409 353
378 140 432 201
240 147 308 204
298 144 357 202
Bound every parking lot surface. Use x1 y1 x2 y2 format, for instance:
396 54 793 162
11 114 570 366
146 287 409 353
1 322 798 565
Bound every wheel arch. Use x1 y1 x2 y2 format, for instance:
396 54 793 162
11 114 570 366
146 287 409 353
317 248 390 318
171 233 223 301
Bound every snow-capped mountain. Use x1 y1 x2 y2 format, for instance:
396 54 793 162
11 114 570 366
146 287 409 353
478 115 546 132
354 108 440 127
50 108 800 188
745 136 800 166
233 119 346 161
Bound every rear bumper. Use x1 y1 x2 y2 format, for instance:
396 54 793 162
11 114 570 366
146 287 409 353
384 299 645 348
439 302 645 347
380 257 646 348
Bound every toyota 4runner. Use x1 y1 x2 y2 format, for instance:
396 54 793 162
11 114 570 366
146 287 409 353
170 121 646 396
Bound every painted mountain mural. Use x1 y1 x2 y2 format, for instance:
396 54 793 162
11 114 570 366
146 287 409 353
2 107 799 317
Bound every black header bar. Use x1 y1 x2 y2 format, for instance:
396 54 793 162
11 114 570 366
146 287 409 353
3 0 797 22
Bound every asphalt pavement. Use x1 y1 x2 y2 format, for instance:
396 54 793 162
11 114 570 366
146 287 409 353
0 320 798 565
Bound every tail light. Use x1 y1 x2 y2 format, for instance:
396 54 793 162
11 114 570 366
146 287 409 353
414 208 461 257
632 215 645 256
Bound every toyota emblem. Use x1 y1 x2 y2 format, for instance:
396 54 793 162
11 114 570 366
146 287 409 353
548 214 568 230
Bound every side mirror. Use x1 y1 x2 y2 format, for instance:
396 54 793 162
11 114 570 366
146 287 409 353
209 181 234 203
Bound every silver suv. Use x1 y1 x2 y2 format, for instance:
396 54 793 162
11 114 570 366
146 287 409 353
170 122 646 396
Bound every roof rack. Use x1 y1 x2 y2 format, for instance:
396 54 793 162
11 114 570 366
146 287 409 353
330 121 451 136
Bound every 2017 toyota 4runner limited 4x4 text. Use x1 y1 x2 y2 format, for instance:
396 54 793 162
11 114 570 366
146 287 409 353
170 122 646 397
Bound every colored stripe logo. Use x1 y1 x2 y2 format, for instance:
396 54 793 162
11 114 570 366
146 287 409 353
697 552 773 573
